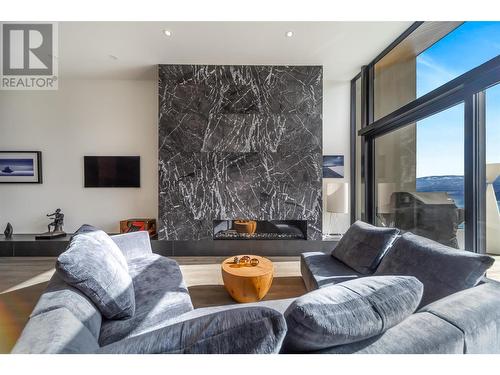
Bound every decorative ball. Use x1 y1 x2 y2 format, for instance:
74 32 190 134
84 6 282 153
240 255 251 265
250 258 259 266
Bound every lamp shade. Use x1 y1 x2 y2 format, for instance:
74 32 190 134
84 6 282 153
377 182 396 214
326 182 349 214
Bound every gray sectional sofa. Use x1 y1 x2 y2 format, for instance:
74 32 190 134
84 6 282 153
12 229 286 354
299 222 500 353
12 221 500 354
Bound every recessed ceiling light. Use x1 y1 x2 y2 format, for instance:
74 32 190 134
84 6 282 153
285 31 293 38
163 29 172 37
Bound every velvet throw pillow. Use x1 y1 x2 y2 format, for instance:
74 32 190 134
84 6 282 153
332 220 399 274
375 232 495 307
56 225 135 319
283 276 423 352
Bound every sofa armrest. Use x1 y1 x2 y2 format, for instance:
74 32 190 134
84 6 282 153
420 281 500 353
111 231 152 260
96 306 286 354
12 308 99 354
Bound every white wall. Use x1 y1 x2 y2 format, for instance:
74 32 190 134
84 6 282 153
0 75 351 235
322 80 351 235
0 79 158 233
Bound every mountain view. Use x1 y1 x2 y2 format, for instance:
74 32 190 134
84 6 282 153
416 175 500 209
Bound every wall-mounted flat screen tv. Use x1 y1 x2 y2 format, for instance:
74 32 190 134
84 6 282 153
84 156 140 188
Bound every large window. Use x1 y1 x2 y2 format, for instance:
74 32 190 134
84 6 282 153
417 22 500 97
374 104 465 249
352 21 500 255
373 22 500 121
374 22 461 121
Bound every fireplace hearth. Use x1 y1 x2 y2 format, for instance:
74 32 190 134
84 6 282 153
213 220 307 240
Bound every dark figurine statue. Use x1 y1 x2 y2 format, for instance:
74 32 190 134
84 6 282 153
47 208 65 233
35 208 67 240
4 223 13 239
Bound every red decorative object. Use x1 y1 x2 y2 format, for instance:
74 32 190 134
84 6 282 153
120 218 157 237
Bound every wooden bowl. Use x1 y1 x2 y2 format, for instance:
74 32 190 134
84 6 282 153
233 220 257 234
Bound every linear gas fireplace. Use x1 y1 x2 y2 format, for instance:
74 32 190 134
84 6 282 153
213 220 307 240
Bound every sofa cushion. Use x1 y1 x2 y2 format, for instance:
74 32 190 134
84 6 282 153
73 224 128 271
332 220 399 274
375 232 495 307
56 226 135 319
301 252 361 291
283 275 423 352
11 308 99 354
97 307 286 354
314 312 464 354
98 254 193 346
420 280 500 353
30 272 102 339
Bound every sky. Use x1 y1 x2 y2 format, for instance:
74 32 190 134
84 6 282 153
415 21 500 178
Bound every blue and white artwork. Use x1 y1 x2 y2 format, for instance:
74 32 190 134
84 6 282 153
0 159 34 176
0 152 41 183
323 155 344 178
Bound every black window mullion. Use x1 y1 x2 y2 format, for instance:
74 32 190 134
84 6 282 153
361 65 376 224
367 65 375 125
464 95 475 252
350 78 357 224
464 91 486 253
365 138 375 224
366 64 376 224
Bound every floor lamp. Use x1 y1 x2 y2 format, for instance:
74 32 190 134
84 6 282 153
326 182 348 237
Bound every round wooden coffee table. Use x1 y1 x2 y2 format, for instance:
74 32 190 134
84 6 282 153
221 255 274 303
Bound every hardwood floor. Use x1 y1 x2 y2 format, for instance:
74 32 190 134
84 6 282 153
1 254 499 354
0 256 307 353
0 258 54 354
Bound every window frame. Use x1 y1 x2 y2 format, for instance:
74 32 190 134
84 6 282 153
350 22 500 254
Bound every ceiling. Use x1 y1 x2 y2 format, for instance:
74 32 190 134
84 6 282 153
58 22 412 81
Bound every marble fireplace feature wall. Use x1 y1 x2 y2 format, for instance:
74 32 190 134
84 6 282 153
158 65 323 240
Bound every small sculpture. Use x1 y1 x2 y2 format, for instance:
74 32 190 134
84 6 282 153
47 208 64 233
4 223 13 239
232 256 259 267
35 208 67 240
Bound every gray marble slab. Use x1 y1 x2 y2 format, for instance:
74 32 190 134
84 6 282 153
158 65 323 240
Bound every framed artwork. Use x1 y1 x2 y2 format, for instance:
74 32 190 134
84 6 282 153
323 155 344 178
0 151 42 183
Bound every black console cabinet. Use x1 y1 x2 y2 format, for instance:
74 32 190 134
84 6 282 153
0 234 336 257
